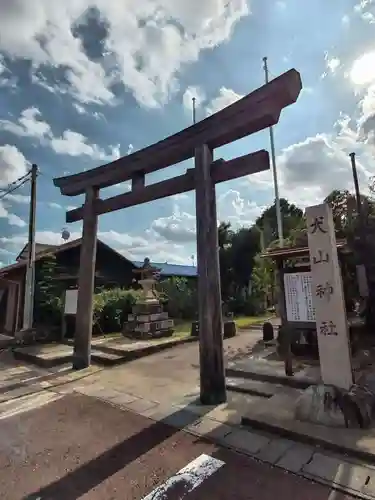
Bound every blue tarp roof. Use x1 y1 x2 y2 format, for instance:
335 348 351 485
132 260 197 277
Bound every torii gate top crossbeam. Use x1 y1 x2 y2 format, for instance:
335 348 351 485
53 69 302 197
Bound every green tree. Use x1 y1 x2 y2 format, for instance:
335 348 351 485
256 198 304 244
158 277 197 319
33 255 64 326
218 222 235 299
251 253 275 312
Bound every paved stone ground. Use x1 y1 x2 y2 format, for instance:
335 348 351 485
0 392 353 500
2 331 375 498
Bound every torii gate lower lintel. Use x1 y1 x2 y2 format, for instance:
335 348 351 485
54 68 302 405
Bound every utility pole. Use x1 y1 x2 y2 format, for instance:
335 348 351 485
22 164 38 331
192 97 196 125
349 152 363 223
263 57 284 247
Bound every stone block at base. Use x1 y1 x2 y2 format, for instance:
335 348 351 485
294 385 347 428
123 300 174 340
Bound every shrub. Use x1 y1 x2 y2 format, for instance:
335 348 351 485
158 277 197 319
33 255 64 327
93 288 140 334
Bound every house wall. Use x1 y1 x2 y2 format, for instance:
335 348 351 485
55 243 136 288
0 267 25 334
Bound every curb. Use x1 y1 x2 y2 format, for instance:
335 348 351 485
225 367 316 390
241 414 375 466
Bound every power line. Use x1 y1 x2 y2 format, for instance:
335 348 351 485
0 169 32 192
0 176 31 201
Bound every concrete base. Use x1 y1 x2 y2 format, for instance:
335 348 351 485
240 385 375 464
0 334 14 349
13 335 197 368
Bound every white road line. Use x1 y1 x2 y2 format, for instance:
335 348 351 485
141 453 225 499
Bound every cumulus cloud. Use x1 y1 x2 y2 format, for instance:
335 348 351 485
150 208 196 243
206 86 244 115
0 226 191 265
324 52 341 75
0 0 249 108
146 187 265 247
182 86 206 114
0 145 29 187
0 107 120 161
50 130 120 160
217 189 265 225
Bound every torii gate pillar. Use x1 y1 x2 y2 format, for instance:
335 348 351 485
195 145 226 404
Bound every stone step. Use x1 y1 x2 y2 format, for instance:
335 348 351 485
0 334 14 349
90 349 127 366
225 377 283 398
13 344 73 368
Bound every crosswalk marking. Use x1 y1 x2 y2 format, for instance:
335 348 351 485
141 453 225 499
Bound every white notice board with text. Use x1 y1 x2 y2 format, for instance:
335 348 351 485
283 272 316 322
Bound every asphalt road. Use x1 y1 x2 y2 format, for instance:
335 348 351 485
0 392 355 500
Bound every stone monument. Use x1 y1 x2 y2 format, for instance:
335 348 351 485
294 203 357 427
306 203 353 390
123 258 174 339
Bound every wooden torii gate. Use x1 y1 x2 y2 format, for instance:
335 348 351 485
54 69 302 405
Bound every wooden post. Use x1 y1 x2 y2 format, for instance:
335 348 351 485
195 144 226 405
73 187 99 370
5 283 17 332
276 260 293 376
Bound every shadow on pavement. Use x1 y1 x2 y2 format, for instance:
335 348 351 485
26 397 213 500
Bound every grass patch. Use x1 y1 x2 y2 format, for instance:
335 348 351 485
102 315 275 340
173 320 193 335
234 315 274 329
173 315 275 334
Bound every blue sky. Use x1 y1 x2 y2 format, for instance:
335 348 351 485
1 0 375 266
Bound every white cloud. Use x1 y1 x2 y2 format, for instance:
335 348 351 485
0 107 51 138
0 1 249 108
5 193 30 204
0 146 29 227
321 52 341 80
182 86 206 114
50 130 120 160
0 200 27 228
206 86 243 115
217 189 265 226
0 55 17 88
0 226 192 265
146 188 265 247
150 208 196 243
5 213 26 227
0 107 120 161
354 0 375 23
0 145 29 187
